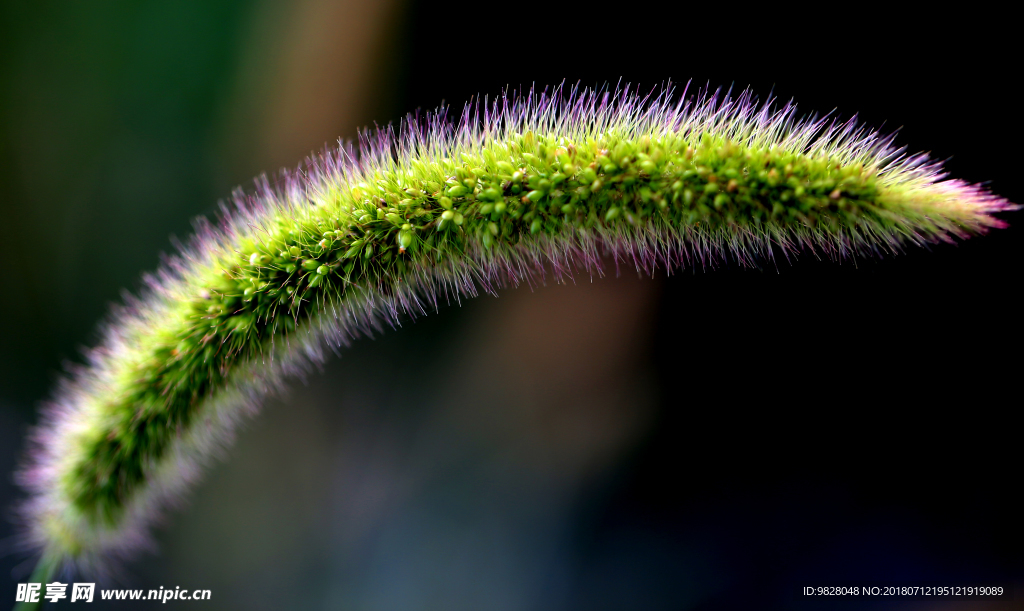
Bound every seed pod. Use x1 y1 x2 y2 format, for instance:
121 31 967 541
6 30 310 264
398 230 414 250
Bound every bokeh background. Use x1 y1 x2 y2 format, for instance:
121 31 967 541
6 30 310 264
1 1 1020 609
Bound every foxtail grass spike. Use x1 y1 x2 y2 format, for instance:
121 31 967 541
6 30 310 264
14 82 1015 583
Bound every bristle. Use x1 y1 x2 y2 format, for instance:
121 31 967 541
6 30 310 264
14 82 1016 576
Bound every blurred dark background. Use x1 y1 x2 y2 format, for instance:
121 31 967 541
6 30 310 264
0 1 1020 609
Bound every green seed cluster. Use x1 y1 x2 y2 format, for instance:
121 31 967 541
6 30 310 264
64 125 979 530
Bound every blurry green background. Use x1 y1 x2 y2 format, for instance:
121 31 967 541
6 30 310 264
1 1 1021 609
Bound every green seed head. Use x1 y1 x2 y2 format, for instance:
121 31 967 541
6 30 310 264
16 83 1014 579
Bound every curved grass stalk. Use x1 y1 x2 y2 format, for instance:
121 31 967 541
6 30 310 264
13 83 1015 596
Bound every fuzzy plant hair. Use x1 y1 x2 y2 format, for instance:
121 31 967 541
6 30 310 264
12 82 1015 597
